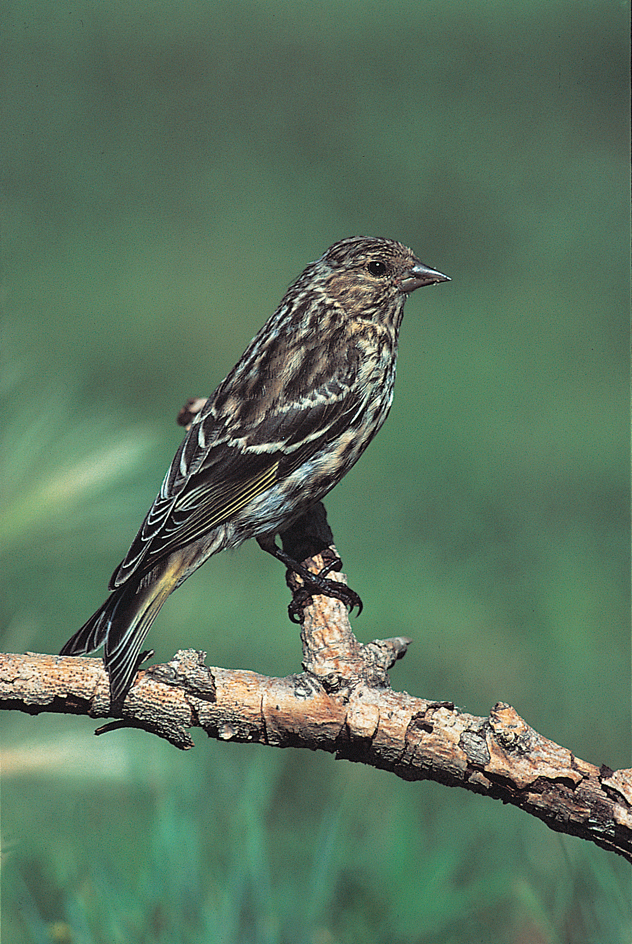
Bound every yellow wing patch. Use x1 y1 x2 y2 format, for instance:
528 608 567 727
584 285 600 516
160 459 281 553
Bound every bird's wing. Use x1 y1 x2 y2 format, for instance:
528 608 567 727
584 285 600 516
110 356 364 589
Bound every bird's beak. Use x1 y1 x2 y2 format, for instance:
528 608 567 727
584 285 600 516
400 263 450 294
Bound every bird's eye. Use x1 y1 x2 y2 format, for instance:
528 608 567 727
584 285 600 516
367 260 388 277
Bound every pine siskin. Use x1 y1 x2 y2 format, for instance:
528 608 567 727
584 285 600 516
60 236 449 705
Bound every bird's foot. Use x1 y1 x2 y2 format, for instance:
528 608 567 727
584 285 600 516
257 536 363 623
284 549 363 624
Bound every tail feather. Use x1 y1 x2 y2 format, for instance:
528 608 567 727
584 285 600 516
60 576 173 706
103 590 167 705
60 598 114 657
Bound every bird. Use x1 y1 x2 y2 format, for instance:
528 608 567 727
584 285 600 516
60 236 449 706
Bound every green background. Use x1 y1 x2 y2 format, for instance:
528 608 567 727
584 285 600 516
2 1 629 941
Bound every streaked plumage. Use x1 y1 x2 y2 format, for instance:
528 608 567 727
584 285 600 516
60 236 449 705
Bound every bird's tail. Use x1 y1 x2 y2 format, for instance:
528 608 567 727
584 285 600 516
60 567 177 707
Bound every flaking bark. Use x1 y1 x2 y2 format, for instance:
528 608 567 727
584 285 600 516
1 505 629 863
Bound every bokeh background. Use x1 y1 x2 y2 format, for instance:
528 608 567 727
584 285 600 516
2 1 629 941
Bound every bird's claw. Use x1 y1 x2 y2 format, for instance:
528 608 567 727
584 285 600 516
287 588 314 623
285 559 363 623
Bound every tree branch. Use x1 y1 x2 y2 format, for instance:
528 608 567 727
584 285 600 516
1 504 630 863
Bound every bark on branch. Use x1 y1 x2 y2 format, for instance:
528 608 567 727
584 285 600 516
1 504 630 863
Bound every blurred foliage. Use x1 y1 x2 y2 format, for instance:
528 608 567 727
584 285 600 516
2 0 629 941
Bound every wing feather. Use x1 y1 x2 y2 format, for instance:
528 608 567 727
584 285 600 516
110 338 363 589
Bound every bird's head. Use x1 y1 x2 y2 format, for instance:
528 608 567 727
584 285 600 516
314 236 449 323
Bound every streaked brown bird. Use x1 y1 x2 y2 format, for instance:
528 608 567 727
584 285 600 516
60 236 449 705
